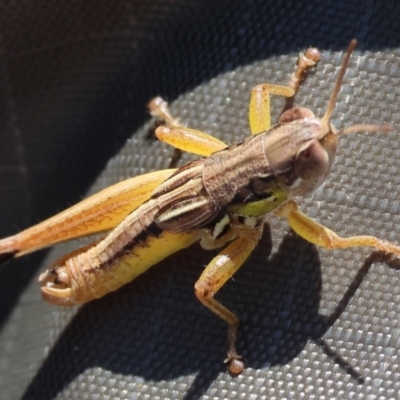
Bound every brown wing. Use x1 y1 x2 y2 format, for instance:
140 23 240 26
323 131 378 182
155 189 221 233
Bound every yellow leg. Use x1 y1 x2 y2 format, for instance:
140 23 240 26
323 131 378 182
249 84 294 135
155 125 227 157
194 231 261 375
276 200 400 255
149 96 227 157
248 47 321 135
0 169 176 260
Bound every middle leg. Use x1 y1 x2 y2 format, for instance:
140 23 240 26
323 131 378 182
195 229 262 374
149 96 227 157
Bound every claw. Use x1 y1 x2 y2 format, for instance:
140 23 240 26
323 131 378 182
229 358 244 376
224 353 244 376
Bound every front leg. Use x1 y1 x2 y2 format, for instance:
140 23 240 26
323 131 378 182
276 200 400 255
195 230 262 375
248 47 320 135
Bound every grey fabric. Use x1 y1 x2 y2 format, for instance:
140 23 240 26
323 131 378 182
0 1 400 399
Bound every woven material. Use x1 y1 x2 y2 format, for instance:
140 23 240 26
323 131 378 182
1 1 400 399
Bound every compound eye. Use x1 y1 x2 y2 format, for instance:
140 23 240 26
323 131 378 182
294 140 329 180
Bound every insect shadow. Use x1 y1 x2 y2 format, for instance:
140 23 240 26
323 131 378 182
20 226 399 400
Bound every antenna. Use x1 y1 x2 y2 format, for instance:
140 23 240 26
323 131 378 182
322 39 393 135
322 39 357 124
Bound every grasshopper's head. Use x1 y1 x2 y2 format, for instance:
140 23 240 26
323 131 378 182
271 39 392 196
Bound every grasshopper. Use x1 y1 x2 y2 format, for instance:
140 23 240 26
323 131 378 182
0 39 398 375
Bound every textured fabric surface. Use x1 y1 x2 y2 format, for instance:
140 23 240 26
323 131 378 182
0 1 400 399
